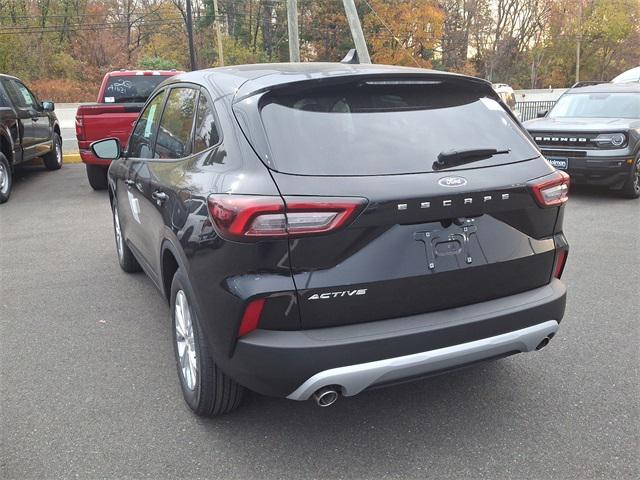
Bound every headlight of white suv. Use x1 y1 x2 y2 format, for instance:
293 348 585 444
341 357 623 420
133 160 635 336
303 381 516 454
594 133 627 147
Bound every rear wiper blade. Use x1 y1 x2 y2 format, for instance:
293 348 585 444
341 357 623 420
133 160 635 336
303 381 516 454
433 148 510 171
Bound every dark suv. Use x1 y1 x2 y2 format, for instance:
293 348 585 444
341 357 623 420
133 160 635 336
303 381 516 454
524 82 640 198
92 64 569 416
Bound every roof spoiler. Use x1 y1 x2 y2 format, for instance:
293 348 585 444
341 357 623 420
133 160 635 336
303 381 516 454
341 49 360 65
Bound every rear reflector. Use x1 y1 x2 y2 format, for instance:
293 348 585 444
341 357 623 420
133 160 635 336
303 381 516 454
207 195 366 241
530 170 570 207
553 249 568 279
238 298 266 337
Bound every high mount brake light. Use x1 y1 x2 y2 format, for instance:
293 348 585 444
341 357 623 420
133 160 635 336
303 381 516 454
530 171 570 207
207 195 366 240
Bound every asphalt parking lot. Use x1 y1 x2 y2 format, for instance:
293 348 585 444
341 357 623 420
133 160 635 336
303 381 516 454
1 164 638 480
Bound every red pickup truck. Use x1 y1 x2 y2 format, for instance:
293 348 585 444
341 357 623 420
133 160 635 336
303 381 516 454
76 70 180 189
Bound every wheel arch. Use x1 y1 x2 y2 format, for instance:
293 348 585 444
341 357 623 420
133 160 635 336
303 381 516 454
0 129 14 165
160 240 183 303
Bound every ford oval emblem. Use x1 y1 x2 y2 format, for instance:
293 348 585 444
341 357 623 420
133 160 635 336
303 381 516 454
438 176 468 187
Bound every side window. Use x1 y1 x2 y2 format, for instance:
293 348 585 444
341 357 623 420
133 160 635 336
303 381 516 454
128 91 166 159
194 92 220 153
0 84 10 108
155 87 197 159
5 80 37 109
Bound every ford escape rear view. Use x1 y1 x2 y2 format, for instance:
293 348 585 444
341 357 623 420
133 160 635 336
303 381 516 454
93 63 569 416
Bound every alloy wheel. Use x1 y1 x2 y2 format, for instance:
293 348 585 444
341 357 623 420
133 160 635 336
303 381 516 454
56 141 62 166
175 290 198 391
0 162 8 195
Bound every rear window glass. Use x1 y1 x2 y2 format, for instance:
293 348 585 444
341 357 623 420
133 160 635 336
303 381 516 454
103 75 167 103
256 81 539 175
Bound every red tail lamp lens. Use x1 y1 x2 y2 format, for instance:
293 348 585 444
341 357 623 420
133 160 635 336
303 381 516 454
238 298 266 337
531 170 570 207
207 195 366 240
553 250 568 279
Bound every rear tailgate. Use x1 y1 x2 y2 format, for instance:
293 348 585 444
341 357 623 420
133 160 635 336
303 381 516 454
76 103 143 148
271 164 561 328
234 72 566 329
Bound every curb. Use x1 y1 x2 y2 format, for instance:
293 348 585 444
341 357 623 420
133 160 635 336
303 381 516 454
64 153 82 164
24 152 82 166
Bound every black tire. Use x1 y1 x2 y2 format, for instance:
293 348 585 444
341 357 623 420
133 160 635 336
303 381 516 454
43 132 63 170
112 200 141 273
0 153 12 204
86 164 108 190
618 154 640 199
170 269 244 416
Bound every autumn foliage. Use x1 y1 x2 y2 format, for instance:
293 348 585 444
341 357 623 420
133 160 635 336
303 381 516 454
0 0 638 102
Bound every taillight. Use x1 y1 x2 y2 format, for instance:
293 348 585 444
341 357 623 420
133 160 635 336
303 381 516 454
237 298 266 337
207 195 366 241
75 117 84 141
530 171 570 207
553 249 568 279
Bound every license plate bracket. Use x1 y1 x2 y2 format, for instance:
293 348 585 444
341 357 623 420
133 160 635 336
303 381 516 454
414 219 478 270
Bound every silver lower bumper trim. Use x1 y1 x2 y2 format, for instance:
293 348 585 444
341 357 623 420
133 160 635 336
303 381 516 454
287 320 559 401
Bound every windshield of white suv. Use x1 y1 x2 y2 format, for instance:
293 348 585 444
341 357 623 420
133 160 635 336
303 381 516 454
549 92 640 119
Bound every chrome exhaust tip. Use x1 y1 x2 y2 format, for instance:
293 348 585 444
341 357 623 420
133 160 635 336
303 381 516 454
313 386 340 407
536 336 551 351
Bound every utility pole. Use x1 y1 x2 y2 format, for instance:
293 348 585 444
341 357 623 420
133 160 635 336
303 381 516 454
575 1 582 84
185 0 197 70
286 0 300 62
212 0 224 66
342 0 371 64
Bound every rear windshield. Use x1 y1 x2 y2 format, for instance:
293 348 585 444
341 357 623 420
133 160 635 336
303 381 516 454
256 81 538 175
549 92 640 119
103 75 167 103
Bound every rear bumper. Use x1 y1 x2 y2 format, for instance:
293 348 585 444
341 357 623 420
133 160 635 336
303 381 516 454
288 320 558 400
79 149 112 166
229 279 566 398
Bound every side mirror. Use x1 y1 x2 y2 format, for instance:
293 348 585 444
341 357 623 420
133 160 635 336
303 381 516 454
537 110 548 118
41 101 55 112
91 138 121 160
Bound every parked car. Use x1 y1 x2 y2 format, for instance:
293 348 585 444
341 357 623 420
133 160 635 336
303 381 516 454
524 82 640 198
92 64 569 416
76 69 180 190
0 74 62 203
492 83 521 119
611 66 640 83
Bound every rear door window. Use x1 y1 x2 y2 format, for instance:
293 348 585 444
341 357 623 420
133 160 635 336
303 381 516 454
154 87 197 159
252 80 539 176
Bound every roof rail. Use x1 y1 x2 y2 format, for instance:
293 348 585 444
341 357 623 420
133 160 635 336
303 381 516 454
571 80 608 88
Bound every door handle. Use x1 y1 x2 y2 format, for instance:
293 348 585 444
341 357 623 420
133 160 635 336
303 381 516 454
124 179 135 187
152 190 168 205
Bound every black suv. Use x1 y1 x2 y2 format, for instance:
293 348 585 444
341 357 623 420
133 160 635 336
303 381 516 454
524 82 640 198
92 64 569 416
